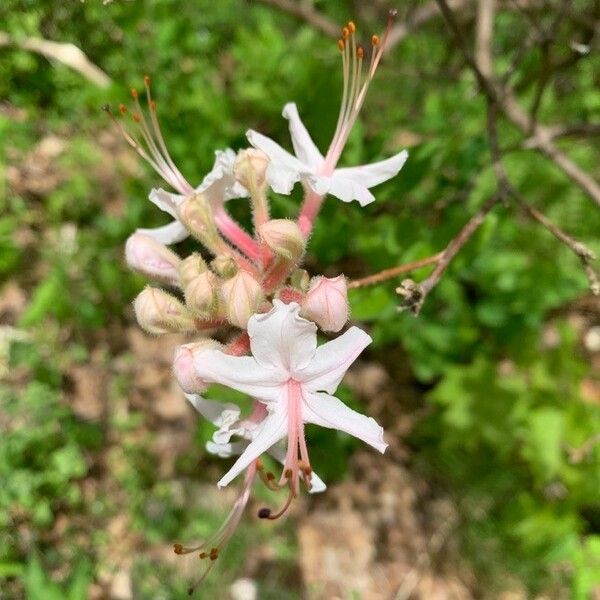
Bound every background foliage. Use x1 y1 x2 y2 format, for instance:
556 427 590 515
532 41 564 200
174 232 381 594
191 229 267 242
1 0 599 598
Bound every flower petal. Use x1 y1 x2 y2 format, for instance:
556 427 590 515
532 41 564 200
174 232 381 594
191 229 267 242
217 403 288 488
149 187 185 219
248 300 317 374
298 326 372 394
192 349 285 402
197 148 248 203
282 103 324 171
247 129 305 195
308 174 375 206
334 149 409 188
136 220 189 245
206 440 248 458
303 391 387 453
184 394 237 424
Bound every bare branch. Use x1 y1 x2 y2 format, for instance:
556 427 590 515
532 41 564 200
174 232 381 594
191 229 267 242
0 32 111 88
253 0 339 37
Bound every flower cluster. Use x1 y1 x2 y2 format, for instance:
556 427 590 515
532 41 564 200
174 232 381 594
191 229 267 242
113 13 405 592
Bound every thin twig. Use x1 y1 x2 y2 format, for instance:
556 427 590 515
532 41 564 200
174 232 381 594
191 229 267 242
253 0 339 37
347 253 444 289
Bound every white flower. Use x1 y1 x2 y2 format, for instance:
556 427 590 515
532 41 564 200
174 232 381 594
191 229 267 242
139 149 248 245
246 102 408 206
185 300 386 490
185 394 327 493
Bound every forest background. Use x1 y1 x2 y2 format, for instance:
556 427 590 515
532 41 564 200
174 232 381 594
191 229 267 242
1 0 599 598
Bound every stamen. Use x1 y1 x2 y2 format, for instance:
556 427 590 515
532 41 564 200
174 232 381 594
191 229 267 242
348 20 356 33
342 26 350 39
257 486 295 521
338 39 345 51
371 34 380 46
357 46 364 59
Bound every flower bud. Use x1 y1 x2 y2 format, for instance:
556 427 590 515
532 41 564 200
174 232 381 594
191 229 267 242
221 270 264 328
184 271 221 317
290 269 310 292
301 275 349 332
179 253 208 288
234 148 269 189
177 194 218 246
125 233 181 286
133 286 195 335
211 254 238 278
173 340 222 394
258 219 305 263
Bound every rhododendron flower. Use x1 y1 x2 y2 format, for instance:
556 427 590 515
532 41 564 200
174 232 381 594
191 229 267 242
248 103 408 206
185 394 326 492
182 300 387 494
141 149 248 245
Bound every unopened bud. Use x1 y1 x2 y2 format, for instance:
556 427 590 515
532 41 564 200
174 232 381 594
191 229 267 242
221 270 264 328
173 340 222 393
290 269 310 292
133 286 195 334
301 275 348 332
185 271 221 317
258 219 305 263
125 233 181 286
179 253 208 288
234 148 269 189
211 254 238 278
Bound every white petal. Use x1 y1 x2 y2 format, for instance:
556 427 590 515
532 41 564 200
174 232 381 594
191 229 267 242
192 349 285 402
247 129 305 195
206 440 248 458
185 394 237 424
334 149 408 189
136 221 189 245
267 444 327 494
303 391 387 453
197 149 249 203
149 187 185 219
315 174 376 206
298 326 372 394
282 103 324 171
217 403 288 488
248 300 317 374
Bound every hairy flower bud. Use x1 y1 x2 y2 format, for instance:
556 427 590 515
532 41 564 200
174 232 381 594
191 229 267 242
179 253 208 288
211 254 238 278
133 286 195 335
258 219 305 263
125 232 181 286
173 340 222 394
221 270 264 328
301 275 349 332
234 148 269 189
185 271 221 317
290 269 310 292
177 193 219 248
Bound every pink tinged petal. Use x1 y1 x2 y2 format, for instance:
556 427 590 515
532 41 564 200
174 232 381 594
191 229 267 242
247 300 317 373
303 391 387 454
192 349 285 402
137 221 189 245
217 403 288 488
282 103 324 171
334 149 409 188
296 326 372 394
149 187 185 219
266 444 327 494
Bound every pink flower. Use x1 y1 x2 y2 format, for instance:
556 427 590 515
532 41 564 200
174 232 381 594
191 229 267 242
181 300 386 493
301 275 349 332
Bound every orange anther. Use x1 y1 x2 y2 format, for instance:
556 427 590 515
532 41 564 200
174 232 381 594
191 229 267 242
174 543 183 555
132 113 141 123
144 74 151 86
150 100 157 112
357 46 364 59
338 39 345 51
119 103 127 115
372 34 380 46
209 548 219 561
342 27 350 39
348 21 356 33
131 88 138 99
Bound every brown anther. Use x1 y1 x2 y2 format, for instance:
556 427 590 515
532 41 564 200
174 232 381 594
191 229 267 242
298 460 312 475
199 551 207 559
338 39 345 51
357 46 364 59
144 74 151 86
132 113 141 123
131 88 138 99
174 543 183 555
150 100 157 112
209 548 219 561
284 468 292 479
101 104 111 113
342 27 350 39
256 458 263 471
372 34 380 46
119 103 127 115
266 472 275 481
258 507 271 519
348 21 356 33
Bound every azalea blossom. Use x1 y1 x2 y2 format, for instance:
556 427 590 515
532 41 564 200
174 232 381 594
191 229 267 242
178 300 387 496
185 393 326 492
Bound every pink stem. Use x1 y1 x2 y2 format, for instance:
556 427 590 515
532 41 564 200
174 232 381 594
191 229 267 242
297 189 326 239
213 204 266 265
